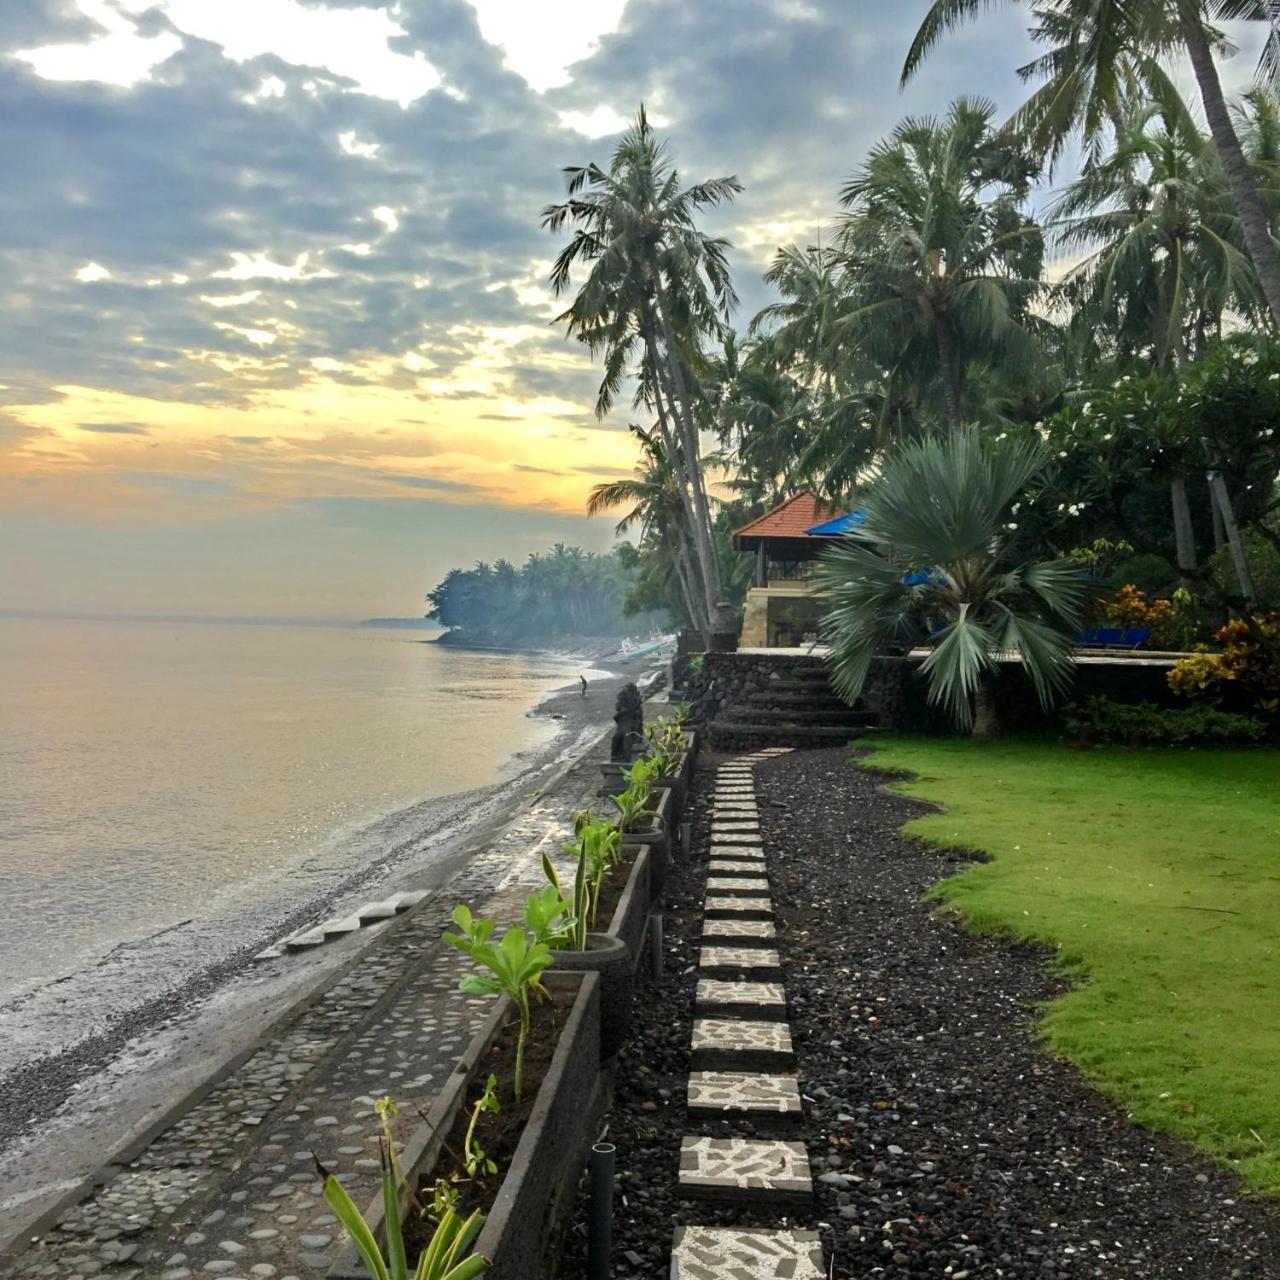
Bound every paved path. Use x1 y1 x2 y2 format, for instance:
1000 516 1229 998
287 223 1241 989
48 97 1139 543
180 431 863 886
5 732 613 1280
670 750 826 1280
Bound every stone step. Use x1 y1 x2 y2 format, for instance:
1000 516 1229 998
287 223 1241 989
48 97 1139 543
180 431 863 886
677 1137 813 1208
710 830 762 844
706 844 765 859
706 860 768 877
706 878 772 897
711 821 762 834
686 1071 803 1125
703 897 774 920
736 706 872 725
699 946 782 979
691 1018 794 1071
695 979 786 1019
709 722 879 751
702 918 777 945
670 1226 825 1280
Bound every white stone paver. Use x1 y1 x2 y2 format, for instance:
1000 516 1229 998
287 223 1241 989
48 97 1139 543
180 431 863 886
706 877 771 895
700 947 782 975
702 918 777 943
687 1071 802 1119
678 1137 812 1205
695 979 786 1014
670 1226 824 1280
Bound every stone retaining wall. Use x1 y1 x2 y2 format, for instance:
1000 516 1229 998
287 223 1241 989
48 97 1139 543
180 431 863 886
682 650 1179 736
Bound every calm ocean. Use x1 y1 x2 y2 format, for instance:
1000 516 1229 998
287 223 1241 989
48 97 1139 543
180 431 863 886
0 617 581 1045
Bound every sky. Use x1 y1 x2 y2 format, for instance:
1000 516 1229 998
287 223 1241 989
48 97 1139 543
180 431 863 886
0 1 1264 619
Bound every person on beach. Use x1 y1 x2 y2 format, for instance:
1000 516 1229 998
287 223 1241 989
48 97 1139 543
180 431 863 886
579 674 588 698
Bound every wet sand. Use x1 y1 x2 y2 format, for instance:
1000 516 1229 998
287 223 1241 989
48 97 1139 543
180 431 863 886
0 662 659 1241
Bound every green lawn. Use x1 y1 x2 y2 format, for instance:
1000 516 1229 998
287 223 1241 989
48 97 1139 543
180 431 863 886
857 737 1280 1193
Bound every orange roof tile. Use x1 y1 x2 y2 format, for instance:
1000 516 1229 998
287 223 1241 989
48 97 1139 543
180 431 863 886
732 491 841 541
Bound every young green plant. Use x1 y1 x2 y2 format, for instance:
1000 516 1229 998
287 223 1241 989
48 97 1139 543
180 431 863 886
320 1147 487 1280
442 906 551 1102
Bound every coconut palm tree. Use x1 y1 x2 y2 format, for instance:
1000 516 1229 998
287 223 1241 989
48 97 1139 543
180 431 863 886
1053 99 1260 369
903 0 1280 327
542 109 742 631
586 425 707 630
833 98 1048 432
814 430 1085 739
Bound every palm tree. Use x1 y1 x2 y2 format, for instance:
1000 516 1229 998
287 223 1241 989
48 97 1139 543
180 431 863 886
1053 99 1259 369
543 108 742 632
586 425 707 630
833 98 1048 431
904 0 1280 327
814 430 1085 740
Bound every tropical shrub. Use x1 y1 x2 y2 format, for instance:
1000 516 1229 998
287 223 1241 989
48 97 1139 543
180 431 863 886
816 429 1085 739
1064 697 1267 746
1168 613 1280 714
1105 584 1172 631
543 813 622 947
442 907 551 1101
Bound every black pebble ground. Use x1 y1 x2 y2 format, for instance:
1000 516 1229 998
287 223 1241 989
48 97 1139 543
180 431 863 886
559 746 1280 1279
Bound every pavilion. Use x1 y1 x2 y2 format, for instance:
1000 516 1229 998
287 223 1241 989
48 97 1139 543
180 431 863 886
732 491 862 647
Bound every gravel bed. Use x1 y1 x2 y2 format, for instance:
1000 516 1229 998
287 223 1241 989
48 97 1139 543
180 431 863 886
559 746 1280 1280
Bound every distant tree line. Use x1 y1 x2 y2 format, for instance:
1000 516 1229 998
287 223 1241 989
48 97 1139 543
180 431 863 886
426 544 662 645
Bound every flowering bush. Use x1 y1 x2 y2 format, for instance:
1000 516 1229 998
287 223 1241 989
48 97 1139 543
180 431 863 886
1167 612 1280 714
1167 649 1225 699
1105 584 1172 630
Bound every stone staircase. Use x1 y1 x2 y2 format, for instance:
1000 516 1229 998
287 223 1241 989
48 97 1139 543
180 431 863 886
708 663 877 752
669 751 825 1280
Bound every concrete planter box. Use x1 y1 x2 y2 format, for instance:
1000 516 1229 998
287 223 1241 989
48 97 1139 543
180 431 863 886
598 732 697 803
605 843 652 968
547 845 649 1059
620 787 673 900
329 970 601 1280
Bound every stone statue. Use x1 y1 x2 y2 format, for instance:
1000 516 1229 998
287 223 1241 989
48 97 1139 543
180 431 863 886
609 682 644 761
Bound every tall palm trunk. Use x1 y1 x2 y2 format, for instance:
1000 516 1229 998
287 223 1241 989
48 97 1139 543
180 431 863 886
1208 471 1258 605
650 276 726 624
1182 8 1280 326
1170 476 1198 590
670 536 703 634
934 320 963 432
972 674 1000 742
646 345 713 637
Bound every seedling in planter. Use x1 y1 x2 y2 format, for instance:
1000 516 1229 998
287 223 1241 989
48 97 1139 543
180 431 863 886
443 906 551 1101
642 722 678 777
320 1147 488 1280
460 1074 499 1181
521 883 573 948
613 759 657 831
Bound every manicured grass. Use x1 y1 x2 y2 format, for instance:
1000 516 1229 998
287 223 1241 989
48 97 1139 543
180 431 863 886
856 736 1280 1193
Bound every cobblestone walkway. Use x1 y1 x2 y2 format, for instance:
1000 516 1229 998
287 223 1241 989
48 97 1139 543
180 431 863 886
6 738 610 1280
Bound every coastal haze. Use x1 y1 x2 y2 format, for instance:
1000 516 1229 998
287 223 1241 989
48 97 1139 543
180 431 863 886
0 615 590 1068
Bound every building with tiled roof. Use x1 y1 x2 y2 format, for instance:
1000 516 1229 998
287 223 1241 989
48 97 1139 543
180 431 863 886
731 490 861 648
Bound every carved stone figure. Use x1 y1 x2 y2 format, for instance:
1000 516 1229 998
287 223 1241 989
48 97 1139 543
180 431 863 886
610 681 644 761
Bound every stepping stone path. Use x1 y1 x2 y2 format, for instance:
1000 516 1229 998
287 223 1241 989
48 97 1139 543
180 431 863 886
671 749 820 1278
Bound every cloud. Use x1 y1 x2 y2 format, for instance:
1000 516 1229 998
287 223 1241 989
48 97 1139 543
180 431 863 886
0 0 1061 616
373 472 480 492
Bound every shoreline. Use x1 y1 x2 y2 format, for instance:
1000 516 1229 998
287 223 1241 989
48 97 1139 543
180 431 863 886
0 660 659 1239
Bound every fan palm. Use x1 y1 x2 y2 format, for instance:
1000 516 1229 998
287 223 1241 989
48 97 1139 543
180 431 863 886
833 98 1048 432
814 430 1086 740
543 108 742 630
903 0 1280 327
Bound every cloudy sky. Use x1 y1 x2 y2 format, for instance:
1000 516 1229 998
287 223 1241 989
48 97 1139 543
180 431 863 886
0 1 1259 619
